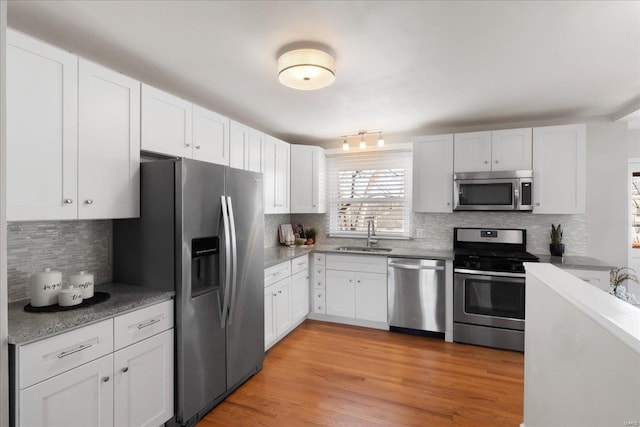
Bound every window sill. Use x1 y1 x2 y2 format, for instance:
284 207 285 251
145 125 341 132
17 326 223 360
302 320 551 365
327 234 412 241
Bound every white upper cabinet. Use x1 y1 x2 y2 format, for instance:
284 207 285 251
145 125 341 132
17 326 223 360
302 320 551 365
413 134 454 213
7 30 140 221
533 124 586 214
230 121 264 172
491 128 533 171
192 105 230 166
290 144 326 213
78 59 140 219
247 128 264 173
454 128 532 172
263 136 290 214
6 29 79 221
229 120 249 170
141 83 192 158
454 131 492 172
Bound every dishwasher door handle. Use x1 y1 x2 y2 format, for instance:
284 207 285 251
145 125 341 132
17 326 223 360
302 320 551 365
389 262 444 271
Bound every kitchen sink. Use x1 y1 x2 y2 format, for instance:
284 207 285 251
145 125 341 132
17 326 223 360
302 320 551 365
333 246 393 253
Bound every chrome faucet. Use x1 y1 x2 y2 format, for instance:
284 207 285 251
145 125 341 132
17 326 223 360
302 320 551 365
366 217 378 247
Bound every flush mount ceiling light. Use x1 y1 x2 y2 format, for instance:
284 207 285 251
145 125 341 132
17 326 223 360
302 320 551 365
278 48 335 90
340 130 384 150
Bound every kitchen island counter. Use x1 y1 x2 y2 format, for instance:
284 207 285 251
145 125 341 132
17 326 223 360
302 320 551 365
8 282 174 345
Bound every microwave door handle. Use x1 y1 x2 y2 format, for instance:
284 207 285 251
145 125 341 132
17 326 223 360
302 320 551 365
514 185 520 210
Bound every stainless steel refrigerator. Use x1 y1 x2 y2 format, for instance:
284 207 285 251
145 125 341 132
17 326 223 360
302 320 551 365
113 158 264 426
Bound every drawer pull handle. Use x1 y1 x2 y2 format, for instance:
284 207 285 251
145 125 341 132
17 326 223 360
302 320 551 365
102 376 110 382
57 343 93 359
137 318 161 330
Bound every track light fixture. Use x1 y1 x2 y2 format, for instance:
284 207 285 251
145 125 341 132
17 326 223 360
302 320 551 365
340 130 385 150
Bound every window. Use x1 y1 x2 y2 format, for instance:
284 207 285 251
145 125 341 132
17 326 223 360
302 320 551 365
327 148 412 238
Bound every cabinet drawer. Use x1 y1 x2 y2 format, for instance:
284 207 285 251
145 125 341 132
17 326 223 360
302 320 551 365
313 265 326 278
264 260 291 287
114 300 174 350
313 275 326 289
313 290 326 314
17 319 113 389
291 255 309 275
313 253 326 266
326 254 388 274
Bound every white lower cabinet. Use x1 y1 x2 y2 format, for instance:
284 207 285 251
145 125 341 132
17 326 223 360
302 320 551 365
565 268 612 292
13 300 174 427
264 255 309 350
315 254 388 328
20 353 114 427
291 270 310 323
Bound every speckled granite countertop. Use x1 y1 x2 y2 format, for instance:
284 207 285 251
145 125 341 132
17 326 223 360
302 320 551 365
264 244 454 267
8 282 175 345
535 254 614 271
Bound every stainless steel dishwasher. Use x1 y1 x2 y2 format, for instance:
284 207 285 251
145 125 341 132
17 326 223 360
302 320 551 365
388 258 445 333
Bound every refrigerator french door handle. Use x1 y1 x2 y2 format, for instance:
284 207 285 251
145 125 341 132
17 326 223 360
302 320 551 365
226 196 238 326
220 195 232 328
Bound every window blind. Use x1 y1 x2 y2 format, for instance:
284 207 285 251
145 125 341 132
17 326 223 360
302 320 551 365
327 148 412 238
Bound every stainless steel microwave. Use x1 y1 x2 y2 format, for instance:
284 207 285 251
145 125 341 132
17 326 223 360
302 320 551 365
453 170 533 211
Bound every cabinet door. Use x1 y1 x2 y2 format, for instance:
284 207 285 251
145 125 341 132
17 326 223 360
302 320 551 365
326 270 356 318
454 131 492 172
533 124 586 214
291 270 310 323
114 329 174 427
413 134 454 212
290 144 316 213
192 105 230 166
6 30 78 221
229 120 248 170
263 136 277 213
141 84 192 158
19 354 114 427
274 139 291 213
247 128 264 173
274 277 292 336
355 272 388 322
78 59 141 219
264 285 277 349
491 128 532 171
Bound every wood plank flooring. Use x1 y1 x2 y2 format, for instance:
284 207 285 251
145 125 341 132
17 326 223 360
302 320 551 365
198 320 524 427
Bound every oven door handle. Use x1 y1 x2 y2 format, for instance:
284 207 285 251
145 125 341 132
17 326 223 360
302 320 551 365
454 268 525 279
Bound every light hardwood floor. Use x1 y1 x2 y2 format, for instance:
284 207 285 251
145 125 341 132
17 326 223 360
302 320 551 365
198 320 524 426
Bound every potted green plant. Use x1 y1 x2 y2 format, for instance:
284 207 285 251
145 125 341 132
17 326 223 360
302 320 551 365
305 227 317 245
609 267 639 303
549 223 565 256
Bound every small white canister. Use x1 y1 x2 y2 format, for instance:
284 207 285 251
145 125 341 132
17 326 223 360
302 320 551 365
70 271 94 299
58 286 83 307
30 268 62 307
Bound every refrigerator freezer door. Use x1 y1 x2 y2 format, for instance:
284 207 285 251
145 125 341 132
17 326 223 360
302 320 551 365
225 167 265 388
176 159 227 424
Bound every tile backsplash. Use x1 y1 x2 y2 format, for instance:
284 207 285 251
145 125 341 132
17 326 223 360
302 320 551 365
7 221 112 302
265 214 291 248
291 212 587 255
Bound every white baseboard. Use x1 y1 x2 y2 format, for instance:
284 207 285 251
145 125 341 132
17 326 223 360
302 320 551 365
306 312 389 330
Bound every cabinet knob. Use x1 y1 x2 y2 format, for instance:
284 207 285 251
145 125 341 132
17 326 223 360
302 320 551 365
122 367 129 373
349 279 353 283
185 143 191 148
278 290 282 294
85 199 93 205
357 280 361 283
195 145 201 149
495 160 499 163
102 376 110 382
484 160 489 164
317 306 322 310
536 203 540 206
446 202 451 206
63 199 73 205
313 204 316 207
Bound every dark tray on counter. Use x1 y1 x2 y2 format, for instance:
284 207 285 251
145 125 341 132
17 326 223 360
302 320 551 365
23 291 111 313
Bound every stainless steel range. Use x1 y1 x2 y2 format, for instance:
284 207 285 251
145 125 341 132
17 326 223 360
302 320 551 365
453 227 538 352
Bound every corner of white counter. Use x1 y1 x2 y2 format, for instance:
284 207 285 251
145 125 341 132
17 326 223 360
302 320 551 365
522 263 640 427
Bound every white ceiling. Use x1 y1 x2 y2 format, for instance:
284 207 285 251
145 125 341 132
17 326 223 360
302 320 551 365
7 0 640 146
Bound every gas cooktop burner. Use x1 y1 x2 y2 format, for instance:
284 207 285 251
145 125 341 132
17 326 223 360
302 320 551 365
453 227 539 273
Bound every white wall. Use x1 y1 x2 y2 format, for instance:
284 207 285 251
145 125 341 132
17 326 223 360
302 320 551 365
524 264 640 427
628 128 640 158
586 122 628 267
